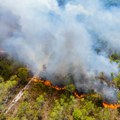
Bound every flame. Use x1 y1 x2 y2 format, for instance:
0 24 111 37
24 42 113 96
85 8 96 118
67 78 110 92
33 77 44 83
32 76 65 91
52 86 66 91
74 92 86 99
103 102 120 109
32 76 120 109
43 80 52 86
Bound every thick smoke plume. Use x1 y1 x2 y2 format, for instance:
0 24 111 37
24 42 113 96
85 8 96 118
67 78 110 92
0 0 120 103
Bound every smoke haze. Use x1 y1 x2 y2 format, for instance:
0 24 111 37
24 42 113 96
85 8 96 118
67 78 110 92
0 0 120 103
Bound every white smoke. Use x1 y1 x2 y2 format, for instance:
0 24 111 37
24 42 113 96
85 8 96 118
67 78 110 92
0 0 120 103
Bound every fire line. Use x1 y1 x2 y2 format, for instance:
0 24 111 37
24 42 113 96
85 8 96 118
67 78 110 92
33 76 120 109
103 102 120 109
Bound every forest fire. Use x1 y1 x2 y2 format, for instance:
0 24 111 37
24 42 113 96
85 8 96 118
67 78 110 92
44 80 52 86
103 102 120 109
33 76 120 109
52 86 66 91
74 92 87 99
33 76 96 98
32 76 65 91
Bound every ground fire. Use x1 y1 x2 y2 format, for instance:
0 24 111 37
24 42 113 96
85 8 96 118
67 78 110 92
33 76 66 91
103 102 120 109
32 76 120 109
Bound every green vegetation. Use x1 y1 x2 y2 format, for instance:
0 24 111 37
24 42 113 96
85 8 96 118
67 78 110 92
0 54 120 119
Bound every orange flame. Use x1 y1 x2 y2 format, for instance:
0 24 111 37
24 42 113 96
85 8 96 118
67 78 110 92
52 86 66 91
33 77 44 83
74 92 86 99
33 76 120 109
103 102 120 109
33 77 65 91
43 80 52 86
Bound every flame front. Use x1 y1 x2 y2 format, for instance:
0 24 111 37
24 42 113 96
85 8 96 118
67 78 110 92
32 76 120 109
33 76 65 91
74 92 86 99
44 80 52 86
52 86 66 91
103 102 120 109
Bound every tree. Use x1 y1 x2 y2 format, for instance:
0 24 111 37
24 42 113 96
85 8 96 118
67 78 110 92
66 84 76 93
0 113 6 120
9 75 19 82
36 95 45 109
0 76 4 83
113 74 120 89
73 108 82 120
17 68 29 84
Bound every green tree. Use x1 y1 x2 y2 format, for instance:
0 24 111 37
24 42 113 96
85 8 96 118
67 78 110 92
17 68 29 84
66 84 76 93
9 75 19 82
113 73 120 88
0 76 4 83
73 108 83 120
36 95 45 107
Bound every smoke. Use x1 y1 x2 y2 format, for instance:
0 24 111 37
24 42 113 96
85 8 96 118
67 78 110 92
0 0 120 103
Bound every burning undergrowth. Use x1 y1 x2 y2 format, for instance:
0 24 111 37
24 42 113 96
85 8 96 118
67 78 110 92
0 0 120 105
38 66 119 105
33 75 120 109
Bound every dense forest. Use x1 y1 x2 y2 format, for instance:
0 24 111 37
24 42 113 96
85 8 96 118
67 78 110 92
0 53 120 120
